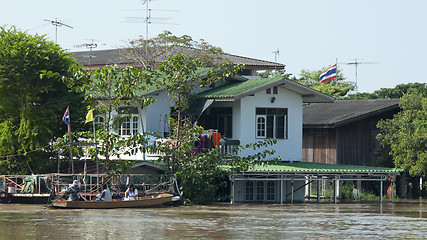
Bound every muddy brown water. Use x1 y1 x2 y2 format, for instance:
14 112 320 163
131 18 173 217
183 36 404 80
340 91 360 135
0 201 426 239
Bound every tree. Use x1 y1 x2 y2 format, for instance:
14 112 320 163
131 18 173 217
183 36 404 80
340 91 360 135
290 67 355 99
126 30 224 69
63 64 156 173
377 91 427 177
0 26 85 174
156 53 242 172
64 31 235 175
155 53 279 203
344 82 427 100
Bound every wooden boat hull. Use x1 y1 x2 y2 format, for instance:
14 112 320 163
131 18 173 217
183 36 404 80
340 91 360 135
50 194 175 209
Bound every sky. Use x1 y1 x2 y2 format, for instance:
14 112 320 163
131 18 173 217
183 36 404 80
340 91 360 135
2 0 426 93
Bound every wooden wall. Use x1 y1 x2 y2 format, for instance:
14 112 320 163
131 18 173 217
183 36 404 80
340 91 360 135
336 119 377 166
303 109 399 167
302 128 337 164
303 120 379 166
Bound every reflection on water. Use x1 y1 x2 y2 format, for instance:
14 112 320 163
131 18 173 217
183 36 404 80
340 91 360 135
0 201 426 240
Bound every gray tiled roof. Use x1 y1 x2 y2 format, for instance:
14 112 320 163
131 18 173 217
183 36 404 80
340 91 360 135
71 46 285 70
303 99 400 128
71 48 133 66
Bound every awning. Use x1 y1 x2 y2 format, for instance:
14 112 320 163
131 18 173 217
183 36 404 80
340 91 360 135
186 99 214 122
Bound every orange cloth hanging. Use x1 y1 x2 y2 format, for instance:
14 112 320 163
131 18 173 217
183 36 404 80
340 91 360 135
212 132 222 148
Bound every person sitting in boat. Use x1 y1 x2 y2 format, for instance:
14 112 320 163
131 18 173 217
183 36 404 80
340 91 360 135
96 184 113 202
123 184 138 201
66 180 80 201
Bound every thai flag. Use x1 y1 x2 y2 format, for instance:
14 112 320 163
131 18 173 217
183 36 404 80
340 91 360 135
62 107 69 125
319 64 337 83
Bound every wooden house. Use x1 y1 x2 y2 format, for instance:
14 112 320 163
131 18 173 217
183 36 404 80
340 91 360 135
302 99 400 166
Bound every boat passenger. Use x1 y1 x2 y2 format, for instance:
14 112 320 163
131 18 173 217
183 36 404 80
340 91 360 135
96 184 113 202
124 184 138 201
66 180 80 201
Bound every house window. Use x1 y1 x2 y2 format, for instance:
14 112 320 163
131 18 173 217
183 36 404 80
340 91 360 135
256 108 287 139
256 116 266 137
120 116 138 135
266 181 275 201
256 181 264 201
245 181 254 201
273 86 278 94
95 116 104 127
266 87 278 95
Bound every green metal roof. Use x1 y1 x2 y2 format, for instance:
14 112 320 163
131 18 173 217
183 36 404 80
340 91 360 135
197 76 286 100
243 161 402 174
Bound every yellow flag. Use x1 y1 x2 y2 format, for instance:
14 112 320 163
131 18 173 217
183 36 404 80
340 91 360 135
85 109 93 124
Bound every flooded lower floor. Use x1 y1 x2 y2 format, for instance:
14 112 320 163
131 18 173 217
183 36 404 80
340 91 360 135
0 200 426 239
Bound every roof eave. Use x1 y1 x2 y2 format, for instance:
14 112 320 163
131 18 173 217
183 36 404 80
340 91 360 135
303 102 400 128
282 80 334 103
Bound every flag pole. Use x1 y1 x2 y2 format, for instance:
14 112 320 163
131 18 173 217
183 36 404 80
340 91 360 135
336 58 338 80
68 107 74 174
92 114 99 190
84 159 87 198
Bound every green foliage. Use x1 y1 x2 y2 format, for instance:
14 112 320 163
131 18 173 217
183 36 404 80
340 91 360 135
341 182 379 201
345 82 427 100
290 67 355 99
0 25 84 174
157 120 279 204
341 182 355 200
225 138 281 172
257 69 292 79
63 64 157 172
377 91 427 177
153 52 273 204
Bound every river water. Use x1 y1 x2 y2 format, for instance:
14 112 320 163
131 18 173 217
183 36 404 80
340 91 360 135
0 201 426 240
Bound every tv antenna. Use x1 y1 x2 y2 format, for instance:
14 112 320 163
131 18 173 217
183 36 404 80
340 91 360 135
123 0 178 41
272 49 280 63
43 18 73 44
344 59 378 94
74 39 105 70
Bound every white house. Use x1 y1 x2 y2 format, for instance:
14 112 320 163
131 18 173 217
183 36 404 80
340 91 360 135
192 76 334 203
72 48 337 203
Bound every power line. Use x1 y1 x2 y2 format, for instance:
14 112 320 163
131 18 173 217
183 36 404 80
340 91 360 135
0 145 50 159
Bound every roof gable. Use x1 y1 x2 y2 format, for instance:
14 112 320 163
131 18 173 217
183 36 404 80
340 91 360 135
197 76 285 101
197 77 334 103
303 99 400 128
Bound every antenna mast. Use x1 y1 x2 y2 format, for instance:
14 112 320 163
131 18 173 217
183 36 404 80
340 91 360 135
345 59 378 94
74 39 102 70
272 49 280 63
272 49 280 71
43 18 73 44
144 0 151 41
